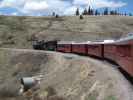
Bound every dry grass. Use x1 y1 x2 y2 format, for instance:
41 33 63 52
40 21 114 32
32 86 66 100
0 78 20 98
0 15 133 100
0 15 133 48
0 48 132 100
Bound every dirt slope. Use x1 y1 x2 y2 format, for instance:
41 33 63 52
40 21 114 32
0 48 132 100
0 15 133 48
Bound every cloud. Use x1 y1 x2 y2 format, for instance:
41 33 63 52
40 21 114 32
94 0 127 8
0 0 127 15
23 1 49 12
73 0 127 8
0 0 14 8
46 0 71 14
0 0 25 8
64 6 84 15
64 6 77 15
73 0 90 6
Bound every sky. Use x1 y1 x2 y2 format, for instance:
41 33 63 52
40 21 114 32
0 0 132 16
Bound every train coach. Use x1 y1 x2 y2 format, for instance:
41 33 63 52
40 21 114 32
57 41 72 53
71 42 87 55
57 41 104 59
104 40 117 61
104 38 133 77
115 37 133 76
87 42 104 58
32 38 133 77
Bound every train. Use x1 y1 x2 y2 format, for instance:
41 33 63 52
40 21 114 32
32 36 133 77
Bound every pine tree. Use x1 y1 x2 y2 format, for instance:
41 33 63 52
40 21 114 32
104 8 108 15
95 10 99 16
76 8 80 16
88 6 91 15
124 12 127 16
90 9 94 15
83 8 88 15
110 10 115 15
129 13 132 16
87 6 94 15
114 10 118 15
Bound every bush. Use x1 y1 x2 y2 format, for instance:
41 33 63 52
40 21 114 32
55 15 59 18
79 15 84 20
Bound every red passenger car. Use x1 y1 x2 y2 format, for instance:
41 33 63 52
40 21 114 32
72 42 87 54
57 41 72 53
104 38 133 77
115 37 133 76
87 42 104 58
104 43 117 61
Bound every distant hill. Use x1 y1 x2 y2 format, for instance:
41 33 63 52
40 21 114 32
0 15 133 48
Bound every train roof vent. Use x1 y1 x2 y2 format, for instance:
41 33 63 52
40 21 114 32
87 41 91 43
103 40 115 43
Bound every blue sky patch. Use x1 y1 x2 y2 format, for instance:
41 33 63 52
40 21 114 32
0 0 132 16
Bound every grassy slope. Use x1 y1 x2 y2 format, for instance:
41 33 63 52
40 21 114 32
0 15 133 48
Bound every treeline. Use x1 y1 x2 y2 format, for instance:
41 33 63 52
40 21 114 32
76 6 132 16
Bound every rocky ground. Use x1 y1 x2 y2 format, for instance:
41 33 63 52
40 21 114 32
0 48 132 100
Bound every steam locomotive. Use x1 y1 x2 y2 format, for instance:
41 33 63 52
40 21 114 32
32 36 133 77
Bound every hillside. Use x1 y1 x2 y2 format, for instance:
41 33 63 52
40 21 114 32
0 48 133 100
0 15 133 48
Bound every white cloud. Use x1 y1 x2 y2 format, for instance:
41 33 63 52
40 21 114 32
46 0 71 14
0 0 14 8
64 6 77 15
0 0 25 8
94 0 127 8
73 0 89 6
64 6 84 15
0 0 127 15
73 0 127 8
23 1 49 12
